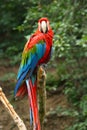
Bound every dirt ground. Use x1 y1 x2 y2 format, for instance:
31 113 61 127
0 60 74 130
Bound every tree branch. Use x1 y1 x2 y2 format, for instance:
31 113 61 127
0 87 27 130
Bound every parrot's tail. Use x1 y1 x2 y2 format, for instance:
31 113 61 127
15 82 27 97
15 77 41 130
26 79 41 130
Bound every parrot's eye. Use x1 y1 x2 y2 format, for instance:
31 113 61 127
40 21 48 33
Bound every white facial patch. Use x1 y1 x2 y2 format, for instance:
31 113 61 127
41 21 47 33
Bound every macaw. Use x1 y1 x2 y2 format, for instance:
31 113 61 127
14 17 54 130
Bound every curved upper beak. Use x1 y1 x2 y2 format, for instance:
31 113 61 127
40 21 48 33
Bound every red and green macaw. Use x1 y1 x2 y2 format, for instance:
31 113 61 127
14 17 54 130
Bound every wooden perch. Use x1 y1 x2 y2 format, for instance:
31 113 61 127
37 66 46 130
0 87 27 130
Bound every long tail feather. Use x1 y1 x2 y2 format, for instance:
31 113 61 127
26 79 41 130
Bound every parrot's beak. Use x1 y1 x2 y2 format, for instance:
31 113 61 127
40 21 48 33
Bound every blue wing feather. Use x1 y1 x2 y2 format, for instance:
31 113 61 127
14 43 46 96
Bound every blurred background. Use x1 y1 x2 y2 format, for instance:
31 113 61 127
0 0 87 130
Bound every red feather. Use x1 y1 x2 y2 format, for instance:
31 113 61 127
27 80 41 130
16 82 27 97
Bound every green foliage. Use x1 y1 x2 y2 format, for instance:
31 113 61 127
80 95 87 116
66 120 87 130
6 46 19 56
10 53 21 66
0 72 16 81
55 106 78 117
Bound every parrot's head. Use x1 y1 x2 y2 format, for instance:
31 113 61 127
38 17 50 33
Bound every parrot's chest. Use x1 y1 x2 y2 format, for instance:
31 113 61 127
38 45 51 65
